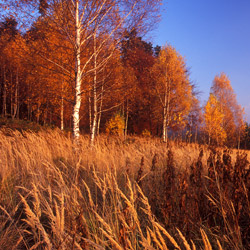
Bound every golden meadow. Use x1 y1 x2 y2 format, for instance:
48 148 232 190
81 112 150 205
0 128 250 249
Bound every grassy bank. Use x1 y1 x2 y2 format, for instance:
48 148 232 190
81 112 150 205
0 129 249 249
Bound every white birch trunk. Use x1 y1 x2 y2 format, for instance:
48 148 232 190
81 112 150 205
90 31 98 145
60 82 64 131
97 111 101 136
90 88 97 144
72 0 81 140
166 83 171 144
97 79 104 135
89 94 92 133
162 80 170 144
162 93 167 143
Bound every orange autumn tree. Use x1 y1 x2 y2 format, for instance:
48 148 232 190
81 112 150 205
5 35 28 119
151 44 193 143
25 18 73 127
204 93 226 145
120 30 156 135
0 17 20 118
2 0 162 142
210 73 245 147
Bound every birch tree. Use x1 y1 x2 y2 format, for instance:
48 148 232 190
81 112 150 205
1 0 162 141
204 93 226 145
0 17 25 119
151 44 193 144
210 73 245 146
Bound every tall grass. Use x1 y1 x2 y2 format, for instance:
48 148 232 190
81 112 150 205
0 128 249 249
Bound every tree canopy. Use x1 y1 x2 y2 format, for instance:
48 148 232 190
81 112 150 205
0 4 247 147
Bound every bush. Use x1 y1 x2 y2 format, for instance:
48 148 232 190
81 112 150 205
142 129 151 137
105 113 125 136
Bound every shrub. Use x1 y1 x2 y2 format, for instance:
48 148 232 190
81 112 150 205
142 129 151 137
105 112 125 136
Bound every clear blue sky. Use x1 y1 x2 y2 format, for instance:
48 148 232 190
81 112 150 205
153 0 250 122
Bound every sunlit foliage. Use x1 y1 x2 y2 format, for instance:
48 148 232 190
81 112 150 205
204 93 226 145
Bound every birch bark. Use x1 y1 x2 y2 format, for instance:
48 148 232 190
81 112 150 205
60 82 64 130
72 0 82 140
90 31 98 145
162 79 170 144
1 0 162 142
97 76 104 136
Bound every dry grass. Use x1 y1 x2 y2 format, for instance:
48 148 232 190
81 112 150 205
0 128 249 249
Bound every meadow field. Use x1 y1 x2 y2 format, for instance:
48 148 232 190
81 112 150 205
0 128 249 249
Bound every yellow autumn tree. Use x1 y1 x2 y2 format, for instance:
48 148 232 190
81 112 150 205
211 73 245 146
151 44 193 143
204 93 226 145
105 113 125 136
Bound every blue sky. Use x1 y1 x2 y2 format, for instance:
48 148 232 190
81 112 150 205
153 0 250 122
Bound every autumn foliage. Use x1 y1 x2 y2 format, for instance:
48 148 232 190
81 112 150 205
204 93 226 145
0 2 249 250
0 6 246 147
204 73 245 147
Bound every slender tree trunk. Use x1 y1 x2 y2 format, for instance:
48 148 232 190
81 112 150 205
2 67 7 117
50 110 52 125
237 133 240 150
17 103 20 119
44 101 48 125
13 68 18 119
89 94 92 133
60 82 64 131
70 104 72 129
90 85 97 144
97 78 104 135
97 112 101 135
37 100 41 124
0 68 1 113
162 95 167 143
189 118 192 143
10 72 13 118
90 31 98 145
166 83 171 144
72 0 82 140
195 125 198 144
61 96 64 131
27 82 31 120
124 100 129 139
163 80 170 144
27 101 30 120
